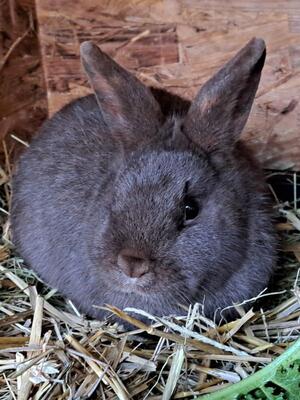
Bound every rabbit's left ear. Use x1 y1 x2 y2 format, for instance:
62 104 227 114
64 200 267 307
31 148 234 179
183 38 266 152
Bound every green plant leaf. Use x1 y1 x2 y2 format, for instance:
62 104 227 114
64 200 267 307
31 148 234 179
198 338 300 400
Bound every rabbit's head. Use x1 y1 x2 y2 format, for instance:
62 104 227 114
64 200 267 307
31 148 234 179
80 39 275 318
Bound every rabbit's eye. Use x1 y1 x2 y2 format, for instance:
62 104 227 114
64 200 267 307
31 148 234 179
184 197 199 221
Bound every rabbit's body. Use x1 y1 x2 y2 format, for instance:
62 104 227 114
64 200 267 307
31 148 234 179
11 39 276 320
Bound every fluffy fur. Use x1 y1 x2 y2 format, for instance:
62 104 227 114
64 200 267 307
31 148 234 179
11 38 276 320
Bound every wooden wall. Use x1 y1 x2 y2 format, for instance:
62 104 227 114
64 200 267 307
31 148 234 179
0 0 47 164
36 0 300 169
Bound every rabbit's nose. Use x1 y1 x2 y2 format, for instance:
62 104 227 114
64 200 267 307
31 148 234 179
117 249 150 278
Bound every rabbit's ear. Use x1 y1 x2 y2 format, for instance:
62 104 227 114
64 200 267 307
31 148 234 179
183 38 266 152
80 41 163 144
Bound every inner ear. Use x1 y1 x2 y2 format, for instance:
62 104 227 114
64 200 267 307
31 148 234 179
183 38 266 152
80 41 163 145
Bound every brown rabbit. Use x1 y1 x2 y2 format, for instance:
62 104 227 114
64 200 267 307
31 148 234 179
11 38 276 320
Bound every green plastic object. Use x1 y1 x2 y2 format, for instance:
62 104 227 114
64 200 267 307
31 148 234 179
198 338 300 400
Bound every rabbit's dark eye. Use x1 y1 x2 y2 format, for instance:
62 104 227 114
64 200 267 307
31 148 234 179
184 197 199 221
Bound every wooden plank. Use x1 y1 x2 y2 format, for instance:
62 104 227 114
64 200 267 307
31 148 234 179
36 0 300 169
0 0 47 164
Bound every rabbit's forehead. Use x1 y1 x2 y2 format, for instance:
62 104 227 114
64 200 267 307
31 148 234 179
114 151 211 201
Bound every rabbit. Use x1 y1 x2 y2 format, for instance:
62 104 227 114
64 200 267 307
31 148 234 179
11 38 276 322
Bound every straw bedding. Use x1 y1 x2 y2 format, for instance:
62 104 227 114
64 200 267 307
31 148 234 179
1 164 300 399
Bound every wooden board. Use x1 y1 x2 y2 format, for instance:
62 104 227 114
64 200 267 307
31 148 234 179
36 0 300 170
0 0 47 164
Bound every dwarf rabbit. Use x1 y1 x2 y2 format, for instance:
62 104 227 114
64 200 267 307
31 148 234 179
11 38 276 320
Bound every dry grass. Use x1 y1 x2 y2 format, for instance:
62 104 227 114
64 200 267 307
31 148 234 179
1 148 300 399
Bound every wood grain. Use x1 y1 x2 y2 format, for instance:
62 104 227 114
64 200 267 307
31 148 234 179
0 0 47 164
36 0 300 169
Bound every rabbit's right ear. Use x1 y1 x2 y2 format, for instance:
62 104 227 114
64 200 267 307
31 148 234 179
183 38 266 153
80 41 163 146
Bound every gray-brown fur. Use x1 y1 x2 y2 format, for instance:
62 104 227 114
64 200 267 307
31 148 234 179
11 39 276 321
